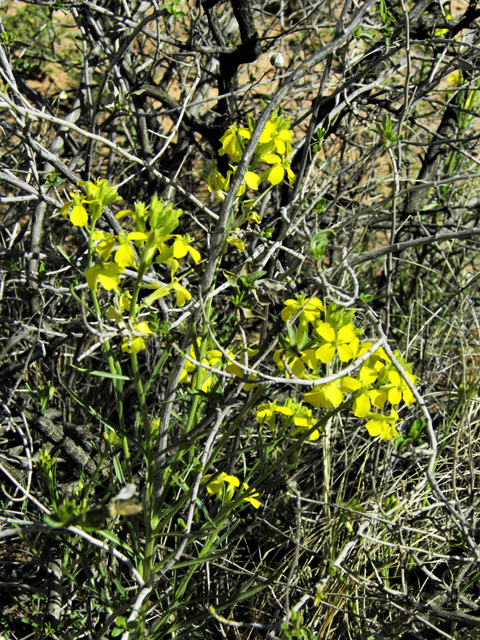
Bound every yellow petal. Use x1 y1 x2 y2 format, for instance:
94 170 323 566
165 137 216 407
70 205 88 227
244 171 261 190
369 389 387 410
115 244 135 268
85 264 123 291
303 389 325 408
340 376 361 393
223 473 240 487
338 324 356 343
228 236 245 252
337 343 354 362
60 201 72 219
122 336 146 353
188 246 201 263
127 231 148 241
266 164 285 186
301 349 318 369
262 153 281 164
316 322 335 342
135 321 152 335
172 282 192 307
388 387 402 405
275 406 293 416
286 166 295 186
403 388 415 406
353 393 370 418
388 370 401 386
365 416 398 441
316 343 335 364
172 237 189 259
259 120 275 143
359 366 378 386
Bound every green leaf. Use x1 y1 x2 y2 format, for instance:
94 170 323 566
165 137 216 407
240 306 266 320
353 27 376 41
286 322 298 345
247 269 267 284
223 270 239 287
409 417 426 440
310 230 335 259
84 369 132 381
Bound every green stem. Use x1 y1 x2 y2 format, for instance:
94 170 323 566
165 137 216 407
90 289 130 479
130 351 154 581
129 263 148 321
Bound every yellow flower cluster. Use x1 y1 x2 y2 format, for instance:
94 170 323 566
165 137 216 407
207 110 295 249
268 295 417 441
60 179 201 353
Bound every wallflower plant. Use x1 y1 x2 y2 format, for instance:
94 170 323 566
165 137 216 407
267 295 418 442
62 181 200 340
54 103 421 639
208 110 296 223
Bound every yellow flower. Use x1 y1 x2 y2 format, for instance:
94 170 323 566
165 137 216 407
176 338 225 391
177 347 197 384
273 346 305 378
304 381 344 409
121 321 152 354
92 230 117 261
61 180 122 228
171 235 201 264
256 401 293 430
315 322 357 363
92 230 148 268
208 167 250 201
143 279 192 308
282 295 324 344
365 409 399 441
260 158 295 186
60 194 89 227
171 281 192 307
240 482 260 509
340 366 387 418
225 363 258 390
204 472 240 501
258 115 293 156
382 370 416 406
281 296 325 324
227 234 245 252
208 170 231 202
218 124 251 163
247 210 261 224
204 473 260 509
119 291 132 311
282 399 321 441
85 262 124 291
